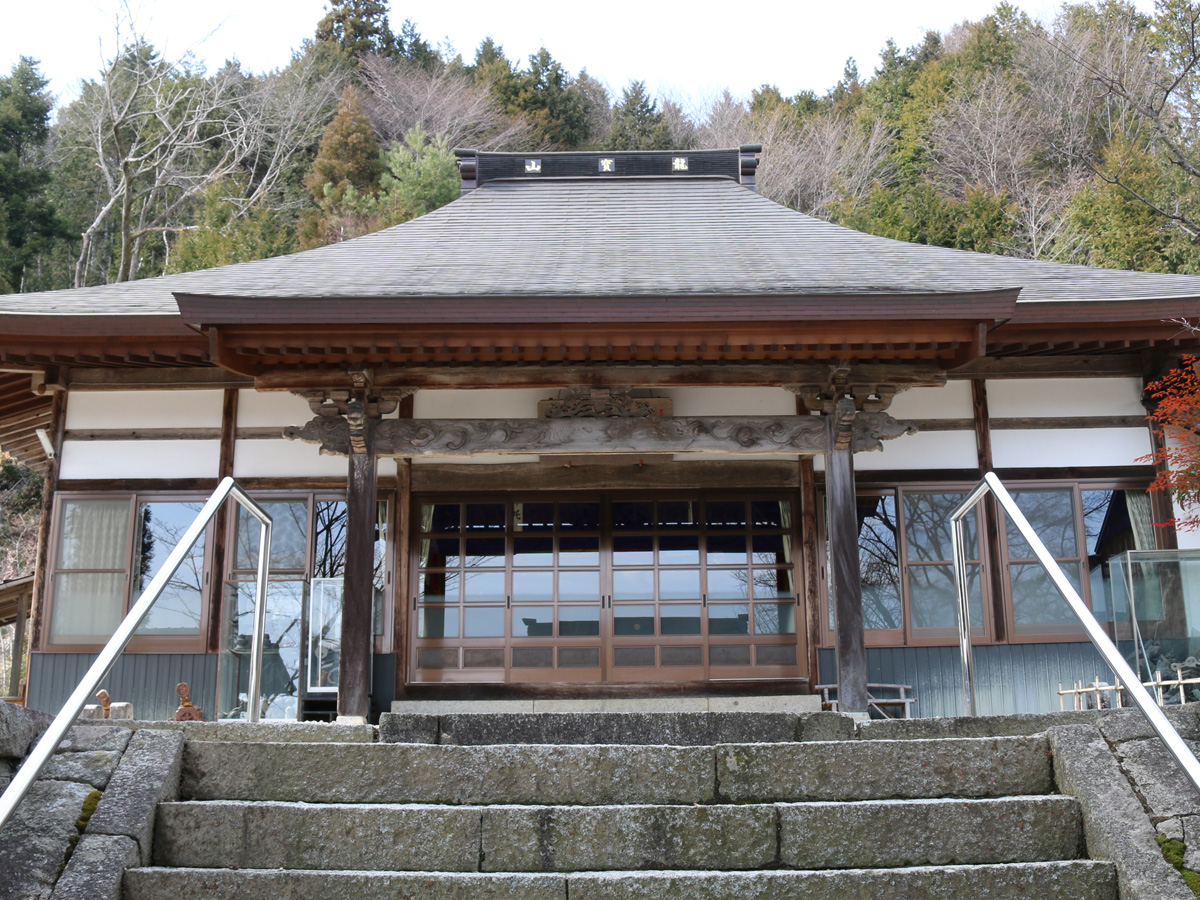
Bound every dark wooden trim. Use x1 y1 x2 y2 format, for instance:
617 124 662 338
393 461 412 700
825 421 867 713
254 362 951 392
799 456 820 688
410 461 803 493
54 476 349 492
63 366 251 390
206 389 238 653
952 356 1143 378
910 416 1148 432
339 426 378 720
1147 422 1180 548
972 380 993 473
61 427 282 441
972 380 1008 642
8 588 28 697
29 390 66 654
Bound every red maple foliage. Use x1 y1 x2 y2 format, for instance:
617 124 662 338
1147 354 1200 531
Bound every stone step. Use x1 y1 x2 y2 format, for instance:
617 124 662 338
180 735 1053 805
154 796 1083 873
124 861 1118 900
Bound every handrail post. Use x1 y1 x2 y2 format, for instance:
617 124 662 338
0 477 272 831
951 472 1200 795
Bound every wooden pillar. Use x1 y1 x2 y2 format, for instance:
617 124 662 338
339 409 377 721
799 457 821 688
826 400 868 713
8 588 29 698
27 387 66 656
207 387 238 653
972 379 1007 642
393 459 412 701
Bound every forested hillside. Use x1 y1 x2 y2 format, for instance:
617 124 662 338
3 0 1200 292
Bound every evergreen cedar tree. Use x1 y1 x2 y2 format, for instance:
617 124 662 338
1147 355 1200 531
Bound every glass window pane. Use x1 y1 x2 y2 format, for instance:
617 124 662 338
237 501 307 571
709 603 750 635
418 570 457 604
463 606 505 637
559 570 599 602
559 606 600 636
1008 490 1078 559
614 605 655 636
707 568 748 600
463 504 506 531
50 573 125 640
660 534 699 564
464 537 506 567
751 500 791 528
751 568 794 601
57 499 130 569
752 533 792 566
308 577 342 690
660 604 702 635
220 579 303 720
560 536 599 566
419 606 459 638
908 563 983 630
858 495 901 631
1010 562 1084 626
559 502 600 530
513 570 553 602
421 503 459 533
512 606 553 637
754 603 796 634
514 501 554 531
422 538 460 569
904 492 977 562
707 534 746 564
613 535 653 566
660 568 700 600
613 501 653 530
513 536 553 567
312 501 347 579
706 501 746 528
658 501 697 529
613 569 654 600
135 501 206 636
463 570 505 602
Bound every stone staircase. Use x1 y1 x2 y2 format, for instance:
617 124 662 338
121 710 1118 899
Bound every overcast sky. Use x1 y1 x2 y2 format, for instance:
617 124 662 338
0 1 1157 112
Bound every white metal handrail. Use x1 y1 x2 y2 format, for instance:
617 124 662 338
0 476 272 831
951 472 1200 793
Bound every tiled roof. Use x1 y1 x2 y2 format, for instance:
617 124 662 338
5 177 1200 323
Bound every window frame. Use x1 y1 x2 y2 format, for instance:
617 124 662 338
43 491 215 654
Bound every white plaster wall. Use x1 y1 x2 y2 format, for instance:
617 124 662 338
233 440 350 478
853 430 978 471
66 390 224 429
414 389 545 419
986 378 1144 418
888 382 973 419
991 427 1152 469
59 440 220 479
237 389 314 427
659 387 796 417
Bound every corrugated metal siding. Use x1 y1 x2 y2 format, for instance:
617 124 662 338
27 653 219 721
818 642 1109 717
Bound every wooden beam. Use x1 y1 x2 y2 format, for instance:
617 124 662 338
255 362 949 392
410 460 802 493
62 367 252 390
825 409 867 713
339 417 378 721
951 356 1143 379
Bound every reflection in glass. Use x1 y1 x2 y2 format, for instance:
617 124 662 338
512 606 553 636
220 580 304 720
658 501 697 529
706 534 746 564
613 569 654 600
904 492 977 561
754 603 796 634
751 568 794 600
613 501 653 530
707 568 748 600
515 501 555 531
908 564 983 629
463 570 505 602
660 534 699 564
465 538 506 567
1008 490 1078 559
560 536 600 566
422 537 460 568
419 606 458 638
558 569 599 602
659 568 700 600
463 606 505 637
558 605 600 636
706 501 746 527
660 604 702 635
857 495 901 630
1011 562 1083 625
308 577 342 691
237 501 308 571
134 501 205 636
513 536 553 566
421 503 459 533
709 603 750 634
614 604 655 635
613 535 653 565
463 504 506 531
418 570 457 604
751 500 791 528
513 570 553 601
559 502 600 530
752 533 791 565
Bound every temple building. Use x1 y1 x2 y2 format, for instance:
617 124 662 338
2 146 1197 721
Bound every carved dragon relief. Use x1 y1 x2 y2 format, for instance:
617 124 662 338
283 415 351 456
542 386 655 418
